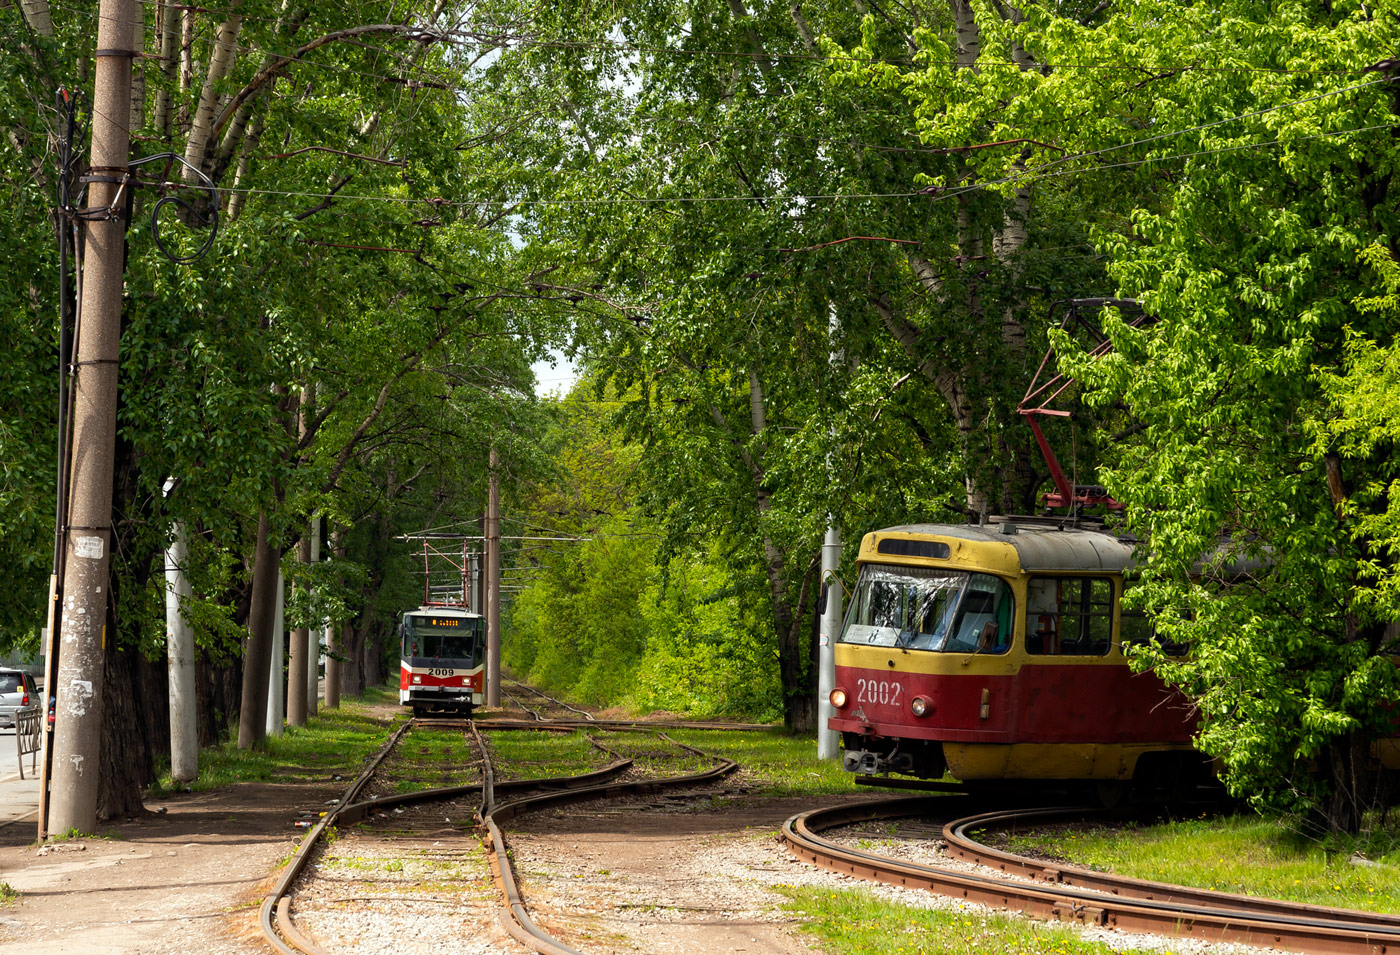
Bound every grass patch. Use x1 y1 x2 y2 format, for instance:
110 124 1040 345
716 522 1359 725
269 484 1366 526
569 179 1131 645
486 728 610 781
667 729 856 796
0 883 17 906
383 726 480 793
591 730 715 778
147 684 401 796
1003 814 1400 913
780 884 1169 955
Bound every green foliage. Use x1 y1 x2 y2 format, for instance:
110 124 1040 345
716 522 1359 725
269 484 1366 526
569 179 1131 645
630 555 781 721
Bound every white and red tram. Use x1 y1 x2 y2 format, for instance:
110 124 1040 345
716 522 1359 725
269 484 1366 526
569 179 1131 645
398 605 485 717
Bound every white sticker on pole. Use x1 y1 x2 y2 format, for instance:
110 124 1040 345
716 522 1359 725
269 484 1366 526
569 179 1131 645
74 536 104 560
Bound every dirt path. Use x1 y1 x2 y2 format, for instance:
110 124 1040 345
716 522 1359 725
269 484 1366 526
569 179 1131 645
506 790 850 955
0 779 340 954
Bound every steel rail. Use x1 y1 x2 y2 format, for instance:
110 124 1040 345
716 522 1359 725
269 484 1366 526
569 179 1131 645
474 716 776 732
944 807 1400 929
504 678 598 721
480 733 741 955
260 719 634 955
782 796 1400 955
259 719 413 955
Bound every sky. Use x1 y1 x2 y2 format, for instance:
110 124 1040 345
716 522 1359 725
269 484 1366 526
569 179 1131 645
531 348 579 398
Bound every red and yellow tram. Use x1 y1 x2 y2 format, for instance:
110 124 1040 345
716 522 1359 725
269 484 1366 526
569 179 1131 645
830 519 1207 793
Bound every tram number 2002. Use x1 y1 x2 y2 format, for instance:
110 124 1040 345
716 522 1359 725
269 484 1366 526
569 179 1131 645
855 678 903 706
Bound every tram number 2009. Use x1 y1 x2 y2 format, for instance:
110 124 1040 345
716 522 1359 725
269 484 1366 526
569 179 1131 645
856 678 902 706
428 668 456 677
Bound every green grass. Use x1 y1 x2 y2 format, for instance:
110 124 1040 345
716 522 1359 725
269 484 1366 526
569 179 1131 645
1002 814 1400 913
147 685 401 796
0 883 16 906
485 728 612 781
590 730 715 778
383 726 480 792
780 884 1171 955
667 729 857 796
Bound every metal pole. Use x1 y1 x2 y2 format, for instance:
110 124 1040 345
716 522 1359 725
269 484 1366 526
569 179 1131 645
486 449 501 707
265 568 284 736
48 0 137 835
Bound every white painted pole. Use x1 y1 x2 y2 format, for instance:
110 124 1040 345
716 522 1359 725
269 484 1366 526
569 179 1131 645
163 482 197 783
306 517 321 716
265 569 284 736
817 304 843 760
817 528 843 759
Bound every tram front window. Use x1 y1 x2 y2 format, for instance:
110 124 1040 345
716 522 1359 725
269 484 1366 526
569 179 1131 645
839 565 1013 653
403 616 483 662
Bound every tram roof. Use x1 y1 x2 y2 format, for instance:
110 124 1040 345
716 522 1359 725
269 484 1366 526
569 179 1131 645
867 521 1137 574
404 605 481 617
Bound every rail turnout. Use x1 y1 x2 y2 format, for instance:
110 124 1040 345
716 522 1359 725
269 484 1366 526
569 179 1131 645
782 796 1400 955
260 710 738 955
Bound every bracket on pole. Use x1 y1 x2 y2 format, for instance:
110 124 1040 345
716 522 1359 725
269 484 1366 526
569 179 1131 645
1019 298 1151 513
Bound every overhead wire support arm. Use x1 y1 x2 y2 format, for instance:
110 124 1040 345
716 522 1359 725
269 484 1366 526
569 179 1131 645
1018 298 1151 514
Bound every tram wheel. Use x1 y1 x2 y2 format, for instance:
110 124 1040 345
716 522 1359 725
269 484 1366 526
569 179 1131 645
1094 780 1128 808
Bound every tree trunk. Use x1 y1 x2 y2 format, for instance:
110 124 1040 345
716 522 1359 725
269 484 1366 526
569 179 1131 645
364 625 385 688
98 643 163 819
342 621 367 696
1322 730 1375 835
195 655 240 747
287 529 310 726
324 529 346 709
236 512 279 749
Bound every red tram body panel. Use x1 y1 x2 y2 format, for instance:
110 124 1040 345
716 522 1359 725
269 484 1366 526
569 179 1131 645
829 520 1201 785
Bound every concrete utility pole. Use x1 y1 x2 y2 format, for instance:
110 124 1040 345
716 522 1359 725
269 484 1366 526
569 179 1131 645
486 449 501 707
265 568 285 737
324 528 345 710
164 482 197 784
817 306 843 760
817 528 842 759
306 517 320 717
48 0 138 835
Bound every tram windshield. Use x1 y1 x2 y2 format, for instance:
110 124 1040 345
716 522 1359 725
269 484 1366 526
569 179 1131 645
402 614 483 661
839 564 1014 653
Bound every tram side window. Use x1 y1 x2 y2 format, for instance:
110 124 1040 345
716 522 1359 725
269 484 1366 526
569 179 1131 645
1120 609 1190 657
1025 577 1113 656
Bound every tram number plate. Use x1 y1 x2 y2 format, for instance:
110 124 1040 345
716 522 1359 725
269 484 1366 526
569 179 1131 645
856 678 902 707
428 668 456 677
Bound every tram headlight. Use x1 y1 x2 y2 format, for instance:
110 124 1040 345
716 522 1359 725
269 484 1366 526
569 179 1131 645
829 688 848 709
910 696 931 717
412 675 422 685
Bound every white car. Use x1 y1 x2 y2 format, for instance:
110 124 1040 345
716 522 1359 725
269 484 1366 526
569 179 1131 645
0 669 36 728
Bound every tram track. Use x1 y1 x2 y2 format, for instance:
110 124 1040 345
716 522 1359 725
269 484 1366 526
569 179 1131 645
261 715 740 955
782 796 1400 955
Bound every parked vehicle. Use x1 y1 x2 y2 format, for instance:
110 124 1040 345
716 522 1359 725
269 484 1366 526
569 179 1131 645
0 668 37 728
